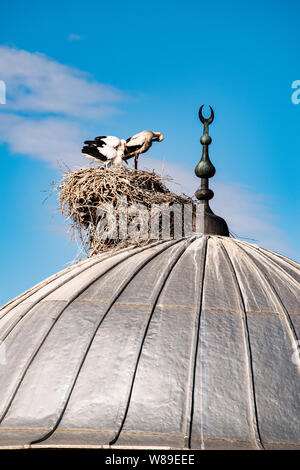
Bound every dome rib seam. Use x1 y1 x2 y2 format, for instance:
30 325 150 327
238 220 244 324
237 241 300 288
186 235 208 450
109 236 197 446
0 251 107 320
0 242 161 324
232 241 300 380
30 238 184 446
219 240 264 450
0 239 170 428
0 255 118 340
259 246 300 271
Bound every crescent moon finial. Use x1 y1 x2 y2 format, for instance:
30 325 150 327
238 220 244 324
198 104 214 125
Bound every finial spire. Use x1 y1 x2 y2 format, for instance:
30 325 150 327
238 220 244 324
194 105 229 236
195 105 215 202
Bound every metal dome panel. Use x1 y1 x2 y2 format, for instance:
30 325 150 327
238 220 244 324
0 236 299 449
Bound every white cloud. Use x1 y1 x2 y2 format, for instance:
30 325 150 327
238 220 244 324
0 113 84 167
67 33 84 41
0 46 125 167
0 46 123 118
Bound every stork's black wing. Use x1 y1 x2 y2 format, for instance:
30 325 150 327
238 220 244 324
81 145 107 162
125 144 143 155
125 133 145 157
123 144 144 161
84 136 121 149
124 140 144 159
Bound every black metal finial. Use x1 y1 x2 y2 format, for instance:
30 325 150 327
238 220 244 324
195 105 216 202
194 105 229 236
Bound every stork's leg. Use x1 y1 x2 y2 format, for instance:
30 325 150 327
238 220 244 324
134 155 139 170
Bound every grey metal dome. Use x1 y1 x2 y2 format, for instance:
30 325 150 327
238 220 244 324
0 235 299 450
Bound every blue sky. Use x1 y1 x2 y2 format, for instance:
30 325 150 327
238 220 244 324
0 0 299 304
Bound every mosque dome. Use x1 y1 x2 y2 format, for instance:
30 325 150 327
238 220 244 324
0 106 299 450
0 235 299 450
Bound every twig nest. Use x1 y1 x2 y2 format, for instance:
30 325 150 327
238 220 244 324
57 166 194 257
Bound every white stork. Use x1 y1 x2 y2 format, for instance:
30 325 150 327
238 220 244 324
81 131 164 169
82 136 127 168
125 131 164 169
